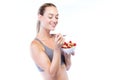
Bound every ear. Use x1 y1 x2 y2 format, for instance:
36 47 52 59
38 14 42 21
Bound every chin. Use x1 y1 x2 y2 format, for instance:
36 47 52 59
51 29 55 31
50 27 56 31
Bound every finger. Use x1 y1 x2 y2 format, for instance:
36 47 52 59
56 33 63 40
56 35 64 44
71 52 75 56
65 53 71 57
57 38 64 46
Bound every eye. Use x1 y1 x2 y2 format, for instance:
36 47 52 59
55 16 59 19
48 14 53 19
55 14 59 19
48 16 52 19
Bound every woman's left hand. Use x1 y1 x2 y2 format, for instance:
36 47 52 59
64 51 75 56
64 52 71 58
63 51 75 70
71 51 75 56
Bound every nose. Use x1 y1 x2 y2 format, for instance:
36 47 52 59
53 17 58 21
52 17 58 24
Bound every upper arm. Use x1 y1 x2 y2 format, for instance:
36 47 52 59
30 40 51 72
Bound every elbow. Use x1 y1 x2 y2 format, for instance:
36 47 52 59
49 69 57 78
45 68 58 78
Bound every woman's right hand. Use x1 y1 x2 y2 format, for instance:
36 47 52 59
54 33 65 49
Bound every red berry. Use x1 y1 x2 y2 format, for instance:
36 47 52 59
63 42 66 45
67 46 71 48
69 41 72 43
73 43 76 46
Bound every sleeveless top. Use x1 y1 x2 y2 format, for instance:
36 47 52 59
35 38 65 72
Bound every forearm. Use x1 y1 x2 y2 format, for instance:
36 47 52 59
50 48 61 76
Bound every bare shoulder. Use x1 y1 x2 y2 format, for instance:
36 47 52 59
30 39 45 52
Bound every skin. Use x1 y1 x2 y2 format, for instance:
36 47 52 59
30 6 74 80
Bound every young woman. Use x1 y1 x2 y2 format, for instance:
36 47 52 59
30 3 74 80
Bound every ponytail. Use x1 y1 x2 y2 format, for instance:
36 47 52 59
36 20 40 33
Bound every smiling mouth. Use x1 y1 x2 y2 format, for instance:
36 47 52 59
51 24 57 28
50 22 57 27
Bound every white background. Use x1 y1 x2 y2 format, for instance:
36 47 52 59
0 0 120 80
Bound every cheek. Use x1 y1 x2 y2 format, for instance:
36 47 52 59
45 18 51 23
43 19 50 25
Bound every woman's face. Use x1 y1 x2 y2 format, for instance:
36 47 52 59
40 6 59 31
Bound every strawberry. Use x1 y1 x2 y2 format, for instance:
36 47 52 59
62 41 76 48
69 41 72 43
63 42 67 45
67 46 71 48
61 45 67 48
73 43 76 46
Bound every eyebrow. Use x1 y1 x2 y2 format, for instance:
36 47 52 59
48 13 59 16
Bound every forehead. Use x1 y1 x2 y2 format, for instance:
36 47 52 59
44 6 58 15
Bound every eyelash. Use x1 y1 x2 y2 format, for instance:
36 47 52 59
55 17 59 19
49 17 52 19
48 16 58 19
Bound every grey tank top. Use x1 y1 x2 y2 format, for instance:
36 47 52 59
35 38 65 72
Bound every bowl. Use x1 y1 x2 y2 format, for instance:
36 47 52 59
62 47 76 54
61 40 76 54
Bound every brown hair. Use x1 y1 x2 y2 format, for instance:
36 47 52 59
37 3 56 33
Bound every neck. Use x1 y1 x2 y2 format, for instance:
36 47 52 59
36 27 53 40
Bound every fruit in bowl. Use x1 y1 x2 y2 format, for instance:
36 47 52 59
61 41 76 54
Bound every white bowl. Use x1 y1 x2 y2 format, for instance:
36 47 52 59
62 47 75 54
